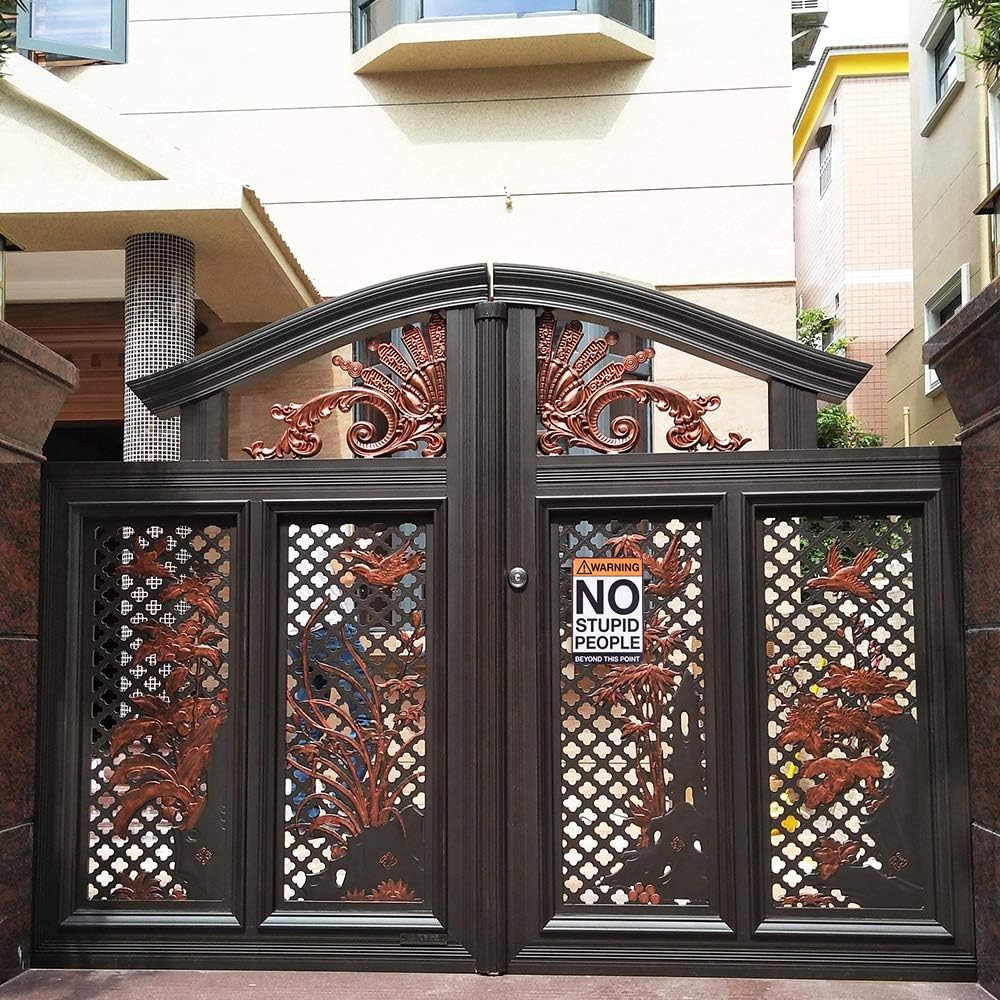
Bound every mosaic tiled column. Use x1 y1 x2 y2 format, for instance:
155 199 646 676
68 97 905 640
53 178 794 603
124 234 195 462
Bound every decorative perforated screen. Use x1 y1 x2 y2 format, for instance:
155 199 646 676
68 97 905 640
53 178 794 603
556 515 715 908
760 514 926 911
86 521 232 903
283 519 428 904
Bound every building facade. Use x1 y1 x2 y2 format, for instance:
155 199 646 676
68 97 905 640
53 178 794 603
2 0 807 459
793 45 912 439
886 1 997 447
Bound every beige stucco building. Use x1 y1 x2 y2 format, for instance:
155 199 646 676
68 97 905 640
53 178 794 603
1 1 814 458
886 0 996 446
793 45 912 439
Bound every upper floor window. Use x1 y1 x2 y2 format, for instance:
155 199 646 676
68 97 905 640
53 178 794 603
16 0 126 63
423 1 576 14
923 263 970 396
353 0 654 51
919 9 963 136
934 19 957 102
818 128 832 197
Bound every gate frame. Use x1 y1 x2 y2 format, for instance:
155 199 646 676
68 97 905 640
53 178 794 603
32 265 974 980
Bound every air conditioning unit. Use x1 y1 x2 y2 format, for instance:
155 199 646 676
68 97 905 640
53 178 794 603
792 0 828 68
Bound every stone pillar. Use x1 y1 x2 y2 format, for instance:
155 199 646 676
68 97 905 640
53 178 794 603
0 321 77 985
124 233 195 461
924 279 1000 999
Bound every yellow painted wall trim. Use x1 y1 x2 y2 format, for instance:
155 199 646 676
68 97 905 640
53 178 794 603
793 50 909 170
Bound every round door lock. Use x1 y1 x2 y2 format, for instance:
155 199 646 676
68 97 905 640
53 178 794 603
507 567 528 591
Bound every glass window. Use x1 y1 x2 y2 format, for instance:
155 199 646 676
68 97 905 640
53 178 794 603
819 135 832 197
16 0 126 63
936 291 963 327
422 1 576 15
934 19 957 102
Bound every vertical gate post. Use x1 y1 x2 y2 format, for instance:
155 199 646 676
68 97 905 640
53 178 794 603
447 301 508 974
767 379 818 448
0 321 77 984
180 393 229 460
925 288 1000 998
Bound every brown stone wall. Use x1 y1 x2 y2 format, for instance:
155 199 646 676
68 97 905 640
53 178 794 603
960 422 1000 999
924 280 1000 998
0 320 77 985
0 464 40 984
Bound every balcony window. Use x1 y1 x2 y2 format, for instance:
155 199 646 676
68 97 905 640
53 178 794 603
354 0 654 51
16 0 126 63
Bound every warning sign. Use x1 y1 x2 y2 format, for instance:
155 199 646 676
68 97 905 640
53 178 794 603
572 557 644 665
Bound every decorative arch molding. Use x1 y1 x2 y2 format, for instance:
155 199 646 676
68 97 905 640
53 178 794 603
127 263 870 458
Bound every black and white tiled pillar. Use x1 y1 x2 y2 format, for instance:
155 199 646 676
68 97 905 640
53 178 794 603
124 233 195 461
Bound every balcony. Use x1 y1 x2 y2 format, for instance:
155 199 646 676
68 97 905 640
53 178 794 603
351 0 655 75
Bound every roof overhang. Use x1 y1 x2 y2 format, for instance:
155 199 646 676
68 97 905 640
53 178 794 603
793 47 908 170
0 55 320 323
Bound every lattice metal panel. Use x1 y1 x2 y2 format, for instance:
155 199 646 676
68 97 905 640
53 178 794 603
760 514 926 911
557 516 714 908
284 520 428 904
87 522 232 902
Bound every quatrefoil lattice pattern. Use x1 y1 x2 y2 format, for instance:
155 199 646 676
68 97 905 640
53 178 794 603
557 516 713 908
761 514 925 911
283 520 428 904
86 522 232 902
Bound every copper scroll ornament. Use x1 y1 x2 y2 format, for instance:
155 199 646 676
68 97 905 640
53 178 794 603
245 314 447 460
536 310 749 455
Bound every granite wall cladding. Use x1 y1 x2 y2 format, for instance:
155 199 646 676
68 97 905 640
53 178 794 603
0 464 40 985
963 429 1000 1000
924 285 1000 1000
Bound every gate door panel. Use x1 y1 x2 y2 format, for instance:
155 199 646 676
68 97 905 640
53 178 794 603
504 301 972 979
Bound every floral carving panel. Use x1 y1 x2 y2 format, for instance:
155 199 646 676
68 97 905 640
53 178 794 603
283 520 428 904
86 522 232 903
761 514 926 911
557 516 715 909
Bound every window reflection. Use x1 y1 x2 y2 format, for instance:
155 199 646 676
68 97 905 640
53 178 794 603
30 0 112 49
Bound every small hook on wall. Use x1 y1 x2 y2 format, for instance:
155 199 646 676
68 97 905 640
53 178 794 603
504 186 513 210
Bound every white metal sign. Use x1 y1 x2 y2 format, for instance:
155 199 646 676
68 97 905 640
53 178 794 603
571 557 644 665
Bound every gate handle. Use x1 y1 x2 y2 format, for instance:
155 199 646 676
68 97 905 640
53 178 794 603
507 567 528 591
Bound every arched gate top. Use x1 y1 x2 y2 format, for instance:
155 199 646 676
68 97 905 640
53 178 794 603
130 263 869 417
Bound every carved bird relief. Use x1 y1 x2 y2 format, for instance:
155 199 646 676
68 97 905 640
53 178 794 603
806 543 881 606
341 540 424 589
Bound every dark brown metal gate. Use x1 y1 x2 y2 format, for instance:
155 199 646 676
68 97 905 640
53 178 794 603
33 265 974 981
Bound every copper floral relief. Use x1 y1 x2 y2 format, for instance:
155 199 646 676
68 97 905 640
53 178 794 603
536 311 749 455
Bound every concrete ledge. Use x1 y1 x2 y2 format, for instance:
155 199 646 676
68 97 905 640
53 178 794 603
352 14 654 74
0 320 78 461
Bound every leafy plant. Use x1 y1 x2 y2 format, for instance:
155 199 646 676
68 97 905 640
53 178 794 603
817 404 883 449
942 1 1000 81
0 1 24 76
796 308 853 357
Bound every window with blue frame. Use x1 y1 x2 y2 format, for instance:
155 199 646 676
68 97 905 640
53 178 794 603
16 0 126 63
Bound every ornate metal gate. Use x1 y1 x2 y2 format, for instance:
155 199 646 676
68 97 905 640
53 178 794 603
34 265 974 980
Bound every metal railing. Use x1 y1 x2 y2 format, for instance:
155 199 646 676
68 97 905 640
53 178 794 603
354 0 653 51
